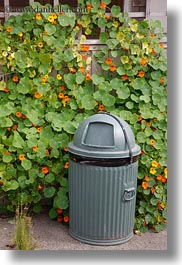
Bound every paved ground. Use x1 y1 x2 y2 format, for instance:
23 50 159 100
0 211 167 251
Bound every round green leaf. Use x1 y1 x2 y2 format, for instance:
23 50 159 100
2 154 13 163
44 23 56 35
125 101 134 109
58 14 70 26
81 95 96 110
137 132 146 143
117 86 130 99
44 186 56 198
49 208 58 219
45 173 55 183
99 32 109 44
63 121 77 134
54 195 68 209
111 5 121 17
6 180 19 191
102 93 115 106
76 71 85 84
21 159 32 171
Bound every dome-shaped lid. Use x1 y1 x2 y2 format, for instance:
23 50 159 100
68 113 140 159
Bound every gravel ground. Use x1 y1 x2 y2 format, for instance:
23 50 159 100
0 212 167 251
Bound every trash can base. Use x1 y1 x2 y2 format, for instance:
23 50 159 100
69 229 133 246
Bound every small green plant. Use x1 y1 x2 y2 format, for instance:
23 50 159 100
13 206 34 250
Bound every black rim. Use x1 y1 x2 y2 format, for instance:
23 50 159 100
69 153 138 167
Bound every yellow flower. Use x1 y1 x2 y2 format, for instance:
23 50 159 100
56 74 62 80
152 160 159 168
48 15 54 23
36 13 42 20
150 167 156 175
19 154 25 161
41 77 47 84
18 33 23 37
37 42 43 48
52 13 57 19
149 139 155 146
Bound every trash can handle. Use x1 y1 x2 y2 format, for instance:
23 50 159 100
98 112 133 163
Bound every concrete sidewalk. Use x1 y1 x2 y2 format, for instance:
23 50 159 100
0 212 167 250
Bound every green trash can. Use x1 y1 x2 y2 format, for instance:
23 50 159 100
68 112 140 246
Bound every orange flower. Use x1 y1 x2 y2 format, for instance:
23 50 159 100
140 149 145 155
98 104 105 111
5 151 11 155
64 147 68 152
58 93 64 99
138 71 145 78
79 66 85 73
46 149 49 156
81 45 90 52
157 174 166 183
152 48 156 55
36 126 44 132
82 54 87 60
4 87 10 92
41 167 49 174
12 76 19 83
109 64 116 72
64 95 70 102
150 187 155 194
87 3 92 10
121 74 128 81
161 177 167 183
35 13 42 20
150 33 155 38
37 185 43 191
69 67 76 73
137 115 142 122
159 43 164 49
64 162 69 169
105 58 112 65
146 122 151 127
142 181 148 190
60 85 65 91
149 139 155 146
6 26 12 33
140 58 147 66
41 77 47 84
63 216 69 223
160 77 165 84
144 176 149 181
100 2 106 9
57 208 63 214
32 146 38 152
12 124 18 130
19 154 25 161
85 73 91 81
16 112 22 118
35 91 42 99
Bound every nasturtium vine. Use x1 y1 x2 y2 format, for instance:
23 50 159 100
0 0 167 232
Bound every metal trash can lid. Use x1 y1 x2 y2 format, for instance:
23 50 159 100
68 113 141 159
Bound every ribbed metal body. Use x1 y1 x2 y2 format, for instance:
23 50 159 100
68 160 138 245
